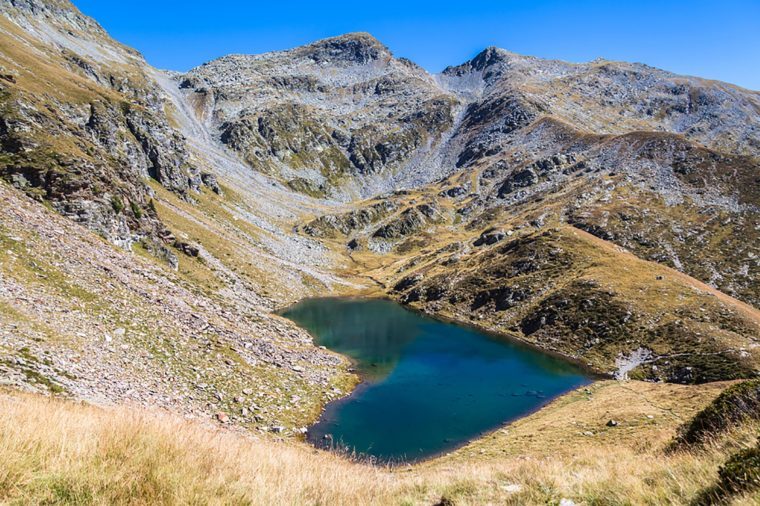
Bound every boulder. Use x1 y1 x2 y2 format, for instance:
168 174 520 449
474 230 507 247
200 172 223 195
174 241 200 257
498 168 538 197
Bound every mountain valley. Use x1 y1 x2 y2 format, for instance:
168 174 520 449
0 0 759 503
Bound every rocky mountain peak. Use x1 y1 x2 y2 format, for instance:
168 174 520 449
294 32 391 65
469 46 515 70
442 46 515 78
2 0 106 36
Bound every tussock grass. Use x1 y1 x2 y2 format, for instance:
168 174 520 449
0 393 396 505
672 379 760 449
0 390 757 505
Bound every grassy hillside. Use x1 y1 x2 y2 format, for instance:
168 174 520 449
0 382 757 505
0 180 354 433
316 180 760 383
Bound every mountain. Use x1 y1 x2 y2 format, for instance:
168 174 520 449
0 0 200 258
183 32 459 199
0 1 759 502
184 35 760 309
2 0 759 392
0 0 357 428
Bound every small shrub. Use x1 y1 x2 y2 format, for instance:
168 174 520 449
111 195 124 214
692 442 760 506
130 201 143 219
718 444 760 495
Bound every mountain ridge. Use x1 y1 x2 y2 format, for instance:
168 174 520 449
181 28 760 197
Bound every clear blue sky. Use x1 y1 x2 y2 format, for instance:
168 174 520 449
74 0 760 90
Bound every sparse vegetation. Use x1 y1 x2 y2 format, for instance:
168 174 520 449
130 201 142 219
717 444 760 497
110 195 124 214
690 443 760 505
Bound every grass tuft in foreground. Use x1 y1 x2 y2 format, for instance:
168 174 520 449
672 378 760 449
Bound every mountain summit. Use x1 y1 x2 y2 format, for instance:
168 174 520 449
295 32 391 65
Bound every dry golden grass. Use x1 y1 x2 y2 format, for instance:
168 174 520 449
1 382 757 505
0 392 398 506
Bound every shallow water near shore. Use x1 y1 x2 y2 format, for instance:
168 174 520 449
282 297 591 463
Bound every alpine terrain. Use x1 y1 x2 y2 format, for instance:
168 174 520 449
0 0 759 504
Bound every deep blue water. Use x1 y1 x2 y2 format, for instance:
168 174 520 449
281 298 590 463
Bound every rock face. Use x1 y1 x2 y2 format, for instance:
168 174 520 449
0 0 207 259
372 203 441 240
440 47 760 163
183 33 459 199
302 200 398 238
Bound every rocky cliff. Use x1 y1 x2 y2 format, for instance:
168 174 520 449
183 33 459 199
0 0 213 264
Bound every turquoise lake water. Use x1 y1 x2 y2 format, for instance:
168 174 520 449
281 297 591 463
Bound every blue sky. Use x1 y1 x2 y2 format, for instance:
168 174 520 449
74 0 760 90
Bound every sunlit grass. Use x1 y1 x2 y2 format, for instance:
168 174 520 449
0 387 756 505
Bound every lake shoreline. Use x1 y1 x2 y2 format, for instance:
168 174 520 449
281 297 594 463
278 294 610 379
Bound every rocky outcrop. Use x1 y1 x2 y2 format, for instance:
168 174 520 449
293 32 389 65
473 229 508 246
372 203 441 240
0 0 200 259
182 33 458 199
302 200 398 238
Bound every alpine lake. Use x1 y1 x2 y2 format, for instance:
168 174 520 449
281 298 591 463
